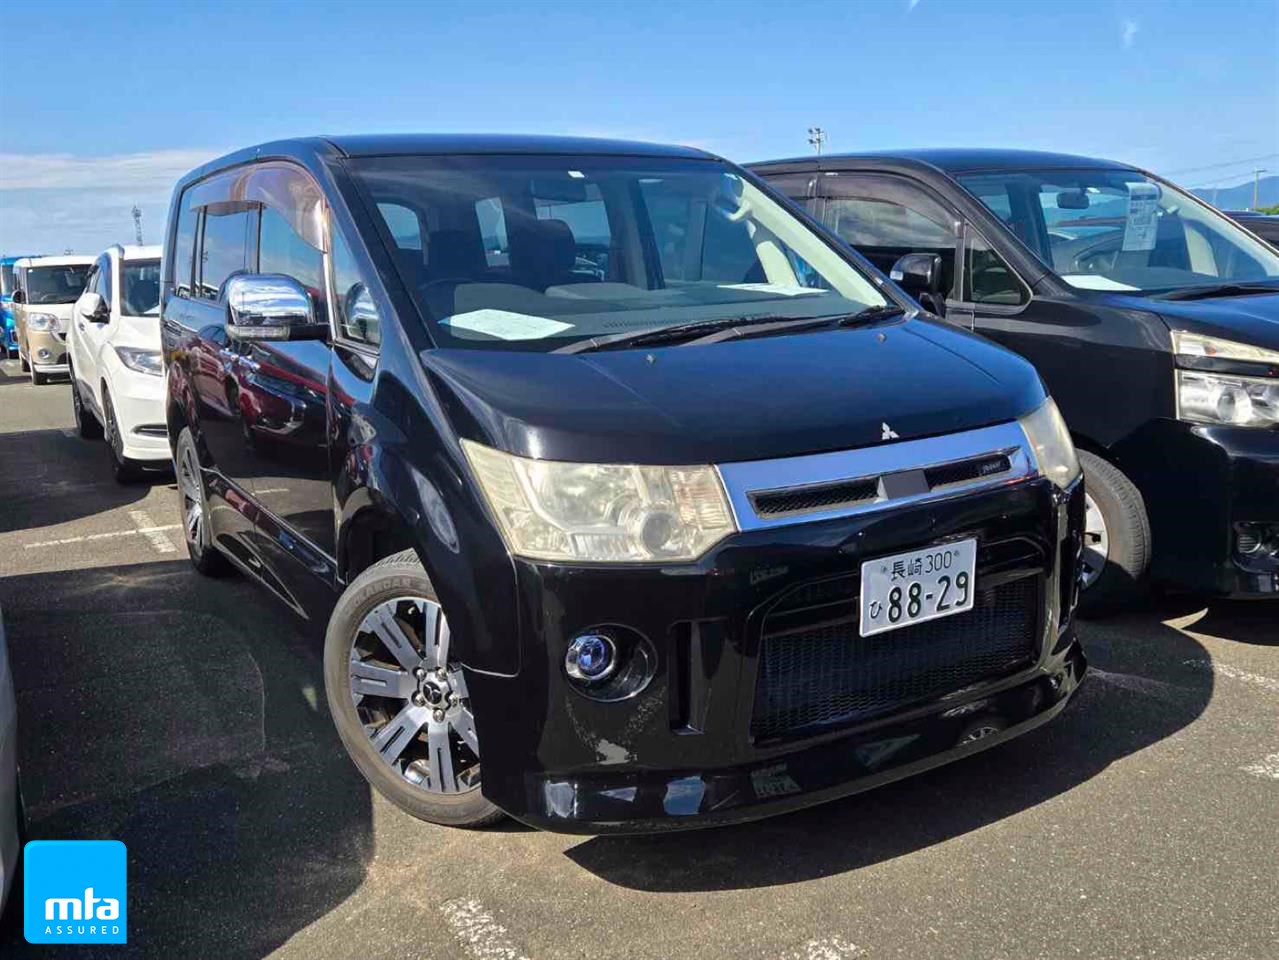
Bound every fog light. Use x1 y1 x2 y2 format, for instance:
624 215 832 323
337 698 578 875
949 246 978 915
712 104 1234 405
36 348 52 361
1237 525 1264 555
565 633 617 683
1236 522 1279 561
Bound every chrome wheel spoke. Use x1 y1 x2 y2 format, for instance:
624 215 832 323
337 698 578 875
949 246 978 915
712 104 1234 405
452 706 479 757
370 703 429 765
427 722 459 793
363 604 424 673
350 659 415 699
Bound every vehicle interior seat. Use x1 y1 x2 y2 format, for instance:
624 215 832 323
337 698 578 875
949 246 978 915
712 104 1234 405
511 218 580 291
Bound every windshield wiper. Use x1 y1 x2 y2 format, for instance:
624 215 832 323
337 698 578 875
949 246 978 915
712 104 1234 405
1155 282 1279 302
682 304 907 346
557 305 907 354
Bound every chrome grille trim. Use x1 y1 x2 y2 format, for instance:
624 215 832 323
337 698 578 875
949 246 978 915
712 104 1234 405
717 421 1036 531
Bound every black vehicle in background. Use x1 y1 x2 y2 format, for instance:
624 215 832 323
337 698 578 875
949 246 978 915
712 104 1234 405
1224 211 1279 249
751 150 1279 612
161 135 1085 833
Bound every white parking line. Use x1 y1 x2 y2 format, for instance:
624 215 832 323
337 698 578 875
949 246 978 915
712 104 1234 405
439 898 532 960
1240 753 1279 780
23 524 182 550
128 509 178 554
1183 659 1279 694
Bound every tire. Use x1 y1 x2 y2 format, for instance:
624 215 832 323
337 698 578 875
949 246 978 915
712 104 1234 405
69 363 104 439
29 364 45 386
103 389 143 483
19 354 29 373
174 426 232 576
324 549 503 829
1076 450 1152 618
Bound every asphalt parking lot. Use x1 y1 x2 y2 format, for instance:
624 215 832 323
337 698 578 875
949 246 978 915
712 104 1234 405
0 357 1275 960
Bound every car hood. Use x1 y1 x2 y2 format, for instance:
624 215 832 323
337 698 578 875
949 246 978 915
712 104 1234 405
420 317 1046 464
1121 291 1279 352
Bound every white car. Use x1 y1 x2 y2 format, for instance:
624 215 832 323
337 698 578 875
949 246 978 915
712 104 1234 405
0 604 19 921
68 245 169 482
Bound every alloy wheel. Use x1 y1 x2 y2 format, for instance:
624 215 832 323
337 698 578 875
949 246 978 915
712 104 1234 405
349 596 480 795
177 441 206 552
1080 491 1110 590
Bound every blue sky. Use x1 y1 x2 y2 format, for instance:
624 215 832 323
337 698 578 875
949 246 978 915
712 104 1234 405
2 0 1276 253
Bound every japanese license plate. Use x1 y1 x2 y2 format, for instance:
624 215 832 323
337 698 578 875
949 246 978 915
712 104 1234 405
859 538 977 637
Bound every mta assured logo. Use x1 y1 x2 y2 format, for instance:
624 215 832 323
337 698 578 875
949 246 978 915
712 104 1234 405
24 840 127 944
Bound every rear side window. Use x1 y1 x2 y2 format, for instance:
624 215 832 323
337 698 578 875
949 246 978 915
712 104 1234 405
173 199 198 298
196 203 253 300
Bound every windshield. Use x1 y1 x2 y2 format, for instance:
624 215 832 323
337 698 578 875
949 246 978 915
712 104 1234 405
0 264 15 297
957 168 1279 295
24 264 92 304
349 154 888 351
121 259 161 316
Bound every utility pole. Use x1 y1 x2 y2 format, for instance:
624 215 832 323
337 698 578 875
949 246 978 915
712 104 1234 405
807 126 826 156
1253 169 1267 211
132 205 144 245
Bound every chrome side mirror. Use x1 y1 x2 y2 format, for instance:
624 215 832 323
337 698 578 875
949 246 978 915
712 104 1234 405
225 274 327 341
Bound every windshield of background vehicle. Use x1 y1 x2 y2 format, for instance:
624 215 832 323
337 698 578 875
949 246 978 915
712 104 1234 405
24 264 92 304
349 154 888 351
0 264 15 297
957 168 1279 294
122 259 161 316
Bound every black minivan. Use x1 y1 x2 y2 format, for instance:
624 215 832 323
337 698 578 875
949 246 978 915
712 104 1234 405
161 135 1085 833
752 151 1279 612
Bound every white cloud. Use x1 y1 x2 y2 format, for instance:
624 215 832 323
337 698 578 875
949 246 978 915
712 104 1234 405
0 148 219 191
907 0 922 10
0 149 220 254
1121 19 1139 49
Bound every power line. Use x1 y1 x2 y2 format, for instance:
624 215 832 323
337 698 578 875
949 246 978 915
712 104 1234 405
1162 152 1279 177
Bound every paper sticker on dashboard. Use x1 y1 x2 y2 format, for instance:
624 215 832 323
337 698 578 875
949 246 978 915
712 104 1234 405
442 309 573 340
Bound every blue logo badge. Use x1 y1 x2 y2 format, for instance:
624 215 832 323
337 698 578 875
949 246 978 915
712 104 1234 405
24 840 127 944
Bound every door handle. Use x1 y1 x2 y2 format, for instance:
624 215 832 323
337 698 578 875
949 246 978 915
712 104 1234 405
77 322 86 332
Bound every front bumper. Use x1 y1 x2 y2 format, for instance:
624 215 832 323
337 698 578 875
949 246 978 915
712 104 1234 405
24 329 68 371
103 361 170 462
1117 420 1279 597
467 476 1085 834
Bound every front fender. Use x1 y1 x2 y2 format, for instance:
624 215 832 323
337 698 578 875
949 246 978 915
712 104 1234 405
334 375 521 678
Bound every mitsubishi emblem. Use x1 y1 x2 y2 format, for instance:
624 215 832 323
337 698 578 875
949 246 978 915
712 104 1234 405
881 422 900 441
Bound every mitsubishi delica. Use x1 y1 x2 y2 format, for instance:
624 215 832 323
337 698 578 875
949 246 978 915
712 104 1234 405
161 135 1086 833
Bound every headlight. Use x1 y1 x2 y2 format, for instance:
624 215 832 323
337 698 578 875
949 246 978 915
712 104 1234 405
1171 330 1279 365
1018 397 1081 490
26 312 57 332
114 346 163 377
1177 370 1279 427
462 440 737 562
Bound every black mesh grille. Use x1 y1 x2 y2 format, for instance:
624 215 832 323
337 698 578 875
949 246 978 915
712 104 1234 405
750 477 879 518
751 574 1039 741
924 453 1012 489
